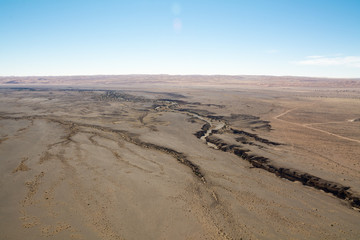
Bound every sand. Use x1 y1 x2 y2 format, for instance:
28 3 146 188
1 75 360 239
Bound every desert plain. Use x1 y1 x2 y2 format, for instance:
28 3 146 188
0 75 360 239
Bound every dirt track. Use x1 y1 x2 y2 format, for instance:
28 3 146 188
275 108 360 144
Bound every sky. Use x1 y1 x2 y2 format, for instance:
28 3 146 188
0 0 360 77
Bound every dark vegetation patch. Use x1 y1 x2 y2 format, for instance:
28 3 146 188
97 91 147 102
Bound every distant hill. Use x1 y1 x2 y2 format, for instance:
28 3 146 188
1 75 360 88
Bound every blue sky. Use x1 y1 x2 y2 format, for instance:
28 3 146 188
1 0 360 77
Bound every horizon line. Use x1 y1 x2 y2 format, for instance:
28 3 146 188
0 74 359 80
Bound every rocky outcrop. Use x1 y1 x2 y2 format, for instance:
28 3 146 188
231 128 281 146
136 142 205 183
225 114 272 131
205 135 360 209
194 123 211 139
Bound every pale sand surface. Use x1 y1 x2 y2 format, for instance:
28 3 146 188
1 75 360 239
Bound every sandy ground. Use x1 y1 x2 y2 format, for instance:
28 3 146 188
1 77 360 239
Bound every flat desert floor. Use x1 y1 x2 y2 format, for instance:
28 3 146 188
0 75 360 239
